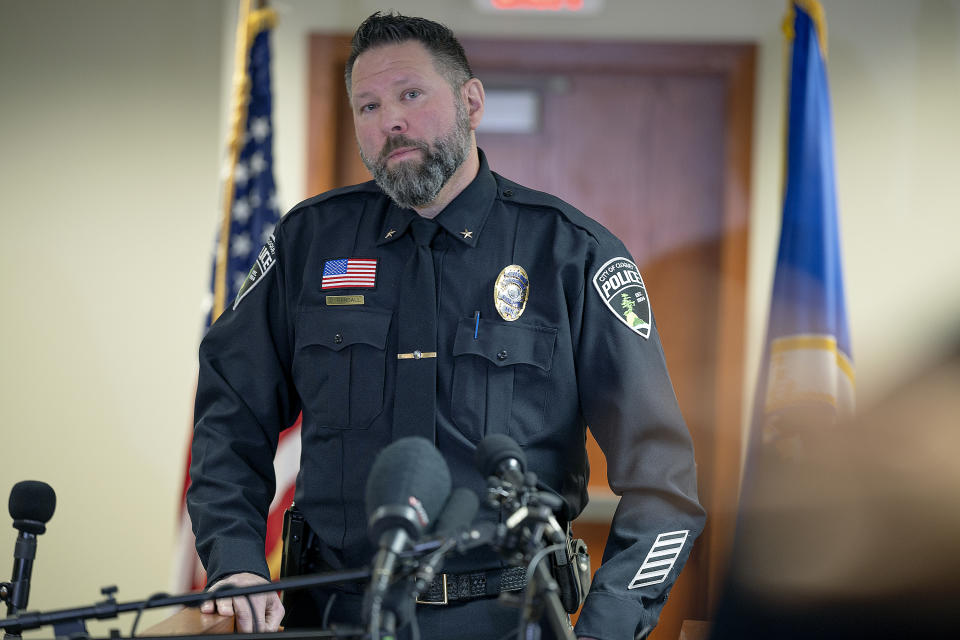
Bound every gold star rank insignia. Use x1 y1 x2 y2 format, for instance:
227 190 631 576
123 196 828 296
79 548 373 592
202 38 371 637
384 229 396 238
460 229 473 239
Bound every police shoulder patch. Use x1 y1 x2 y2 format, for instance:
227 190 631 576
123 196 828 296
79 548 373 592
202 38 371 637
592 257 651 338
233 233 278 310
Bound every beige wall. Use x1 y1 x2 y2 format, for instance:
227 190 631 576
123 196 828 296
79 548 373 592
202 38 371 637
1 0 958 634
0 0 227 634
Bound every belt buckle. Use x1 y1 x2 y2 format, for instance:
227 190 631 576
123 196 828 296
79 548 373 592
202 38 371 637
416 573 448 605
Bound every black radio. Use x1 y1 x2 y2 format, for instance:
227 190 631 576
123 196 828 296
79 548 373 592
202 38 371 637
550 527 591 614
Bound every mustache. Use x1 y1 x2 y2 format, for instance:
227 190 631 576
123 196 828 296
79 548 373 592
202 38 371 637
378 136 429 163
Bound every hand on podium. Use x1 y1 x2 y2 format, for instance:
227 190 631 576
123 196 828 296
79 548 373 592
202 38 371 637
200 572 284 632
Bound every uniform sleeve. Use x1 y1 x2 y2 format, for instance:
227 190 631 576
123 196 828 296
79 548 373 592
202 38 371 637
571 242 706 640
187 225 301 585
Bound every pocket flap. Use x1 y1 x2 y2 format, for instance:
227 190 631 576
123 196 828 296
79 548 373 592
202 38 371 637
453 318 556 371
296 308 392 352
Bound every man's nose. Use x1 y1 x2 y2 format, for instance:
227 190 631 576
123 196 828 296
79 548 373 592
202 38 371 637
381 103 407 134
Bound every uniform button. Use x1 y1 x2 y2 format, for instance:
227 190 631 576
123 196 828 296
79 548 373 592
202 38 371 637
503 189 514 198
334 333 343 344
497 350 508 360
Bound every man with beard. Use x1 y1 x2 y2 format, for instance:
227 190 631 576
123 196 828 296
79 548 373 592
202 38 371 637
188 12 704 640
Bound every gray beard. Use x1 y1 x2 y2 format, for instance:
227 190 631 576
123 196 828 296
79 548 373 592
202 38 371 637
361 101 471 210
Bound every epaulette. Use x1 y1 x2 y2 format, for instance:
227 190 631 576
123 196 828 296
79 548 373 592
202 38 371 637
281 180 382 222
492 173 612 245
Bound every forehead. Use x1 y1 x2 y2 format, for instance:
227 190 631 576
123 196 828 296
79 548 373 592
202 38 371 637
350 40 446 97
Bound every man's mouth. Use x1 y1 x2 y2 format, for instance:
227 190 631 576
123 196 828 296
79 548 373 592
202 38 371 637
386 146 421 162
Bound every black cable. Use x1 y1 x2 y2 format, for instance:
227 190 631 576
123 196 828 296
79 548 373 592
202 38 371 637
129 592 169 637
129 602 148 637
321 592 337 630
242 594 260 634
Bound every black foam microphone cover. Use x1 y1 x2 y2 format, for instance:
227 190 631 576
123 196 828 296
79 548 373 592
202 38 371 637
475 434 527 478
9 481 56 534
433 487 479 536
365 437 451 542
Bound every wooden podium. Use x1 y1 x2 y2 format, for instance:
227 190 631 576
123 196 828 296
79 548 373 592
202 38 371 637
140 609 235 636
139 610 709 639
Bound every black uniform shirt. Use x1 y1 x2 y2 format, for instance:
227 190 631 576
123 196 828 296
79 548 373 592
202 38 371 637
188 151 706 639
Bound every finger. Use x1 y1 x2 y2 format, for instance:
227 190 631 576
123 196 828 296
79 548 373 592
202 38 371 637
264 594 285 631
199 598 215 614
252 595 268 632
215 596 235 617
233 597 253 633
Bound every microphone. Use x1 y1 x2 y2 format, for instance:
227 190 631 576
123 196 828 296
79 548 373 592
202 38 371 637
476 435 566 547
476 433 527 488
2 481 56 639
433 487 480 537
473 437 577 640
364 437 451 637
411 488 480 600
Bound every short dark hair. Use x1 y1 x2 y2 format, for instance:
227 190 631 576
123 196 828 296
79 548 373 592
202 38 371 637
345 11 474 95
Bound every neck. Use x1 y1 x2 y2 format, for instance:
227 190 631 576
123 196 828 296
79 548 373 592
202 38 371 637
413 142 479 219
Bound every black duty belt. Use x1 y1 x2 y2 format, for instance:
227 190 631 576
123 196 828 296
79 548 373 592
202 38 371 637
416 566 528 605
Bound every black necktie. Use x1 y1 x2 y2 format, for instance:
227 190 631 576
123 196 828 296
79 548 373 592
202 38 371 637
393 217 439 441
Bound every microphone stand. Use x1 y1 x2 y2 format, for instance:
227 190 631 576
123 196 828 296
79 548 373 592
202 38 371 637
484 474 576 640
522 555 576 640
0 568 370 640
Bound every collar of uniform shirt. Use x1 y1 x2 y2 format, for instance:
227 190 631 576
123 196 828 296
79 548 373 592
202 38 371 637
376 148 498 248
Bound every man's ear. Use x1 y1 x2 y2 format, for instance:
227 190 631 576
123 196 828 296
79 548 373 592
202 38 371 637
462 77 485 130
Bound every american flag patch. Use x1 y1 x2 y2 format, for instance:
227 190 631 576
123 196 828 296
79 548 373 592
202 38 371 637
627 530 688 589
321 258 377 289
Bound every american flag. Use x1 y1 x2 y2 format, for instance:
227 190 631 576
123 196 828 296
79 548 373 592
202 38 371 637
175 0 300 592
321 258 378 289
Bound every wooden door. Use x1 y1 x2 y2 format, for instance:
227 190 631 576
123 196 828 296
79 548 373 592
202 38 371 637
308 35 753 639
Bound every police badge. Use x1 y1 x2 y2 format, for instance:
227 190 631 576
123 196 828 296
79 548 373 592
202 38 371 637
592 257 651 338
494 264 529 321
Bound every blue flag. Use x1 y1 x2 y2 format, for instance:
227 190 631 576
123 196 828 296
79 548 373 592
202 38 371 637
207 7 281 327
752 0 854 457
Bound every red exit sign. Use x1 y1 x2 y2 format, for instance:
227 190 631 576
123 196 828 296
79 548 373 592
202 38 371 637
475 0 604 13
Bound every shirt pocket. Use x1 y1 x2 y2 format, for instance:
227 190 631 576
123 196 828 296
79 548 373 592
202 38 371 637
293 307 392 429
451 317 557 444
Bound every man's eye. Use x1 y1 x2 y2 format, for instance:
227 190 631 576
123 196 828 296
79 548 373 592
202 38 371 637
404 90 421 99
361 103 377 113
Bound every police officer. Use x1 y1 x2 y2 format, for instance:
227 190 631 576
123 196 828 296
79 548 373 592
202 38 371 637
189 12 705 640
